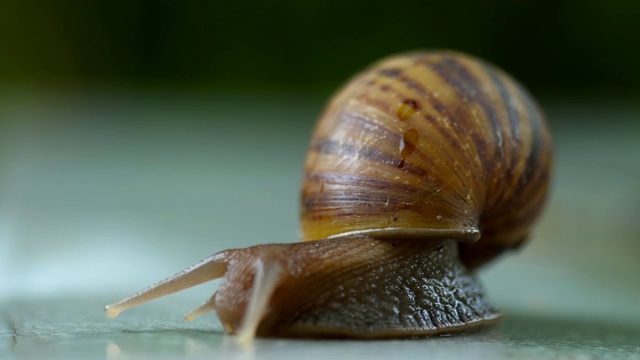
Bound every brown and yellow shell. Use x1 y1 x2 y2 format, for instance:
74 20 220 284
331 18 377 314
301 51 552 268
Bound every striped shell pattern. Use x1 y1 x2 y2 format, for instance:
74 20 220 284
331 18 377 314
301 51 553 268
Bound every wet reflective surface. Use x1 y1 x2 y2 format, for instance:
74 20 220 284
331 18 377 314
2 296 640 360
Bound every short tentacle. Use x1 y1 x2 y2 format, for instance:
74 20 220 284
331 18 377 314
235 259 283 346
184 292 218 322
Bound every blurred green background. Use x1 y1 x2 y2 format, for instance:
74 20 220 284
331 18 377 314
2 0 640 98
1 1 639 359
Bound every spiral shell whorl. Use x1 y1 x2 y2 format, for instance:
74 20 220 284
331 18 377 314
300 51 552 268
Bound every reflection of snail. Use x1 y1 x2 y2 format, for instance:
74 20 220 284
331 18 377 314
106 51 553 342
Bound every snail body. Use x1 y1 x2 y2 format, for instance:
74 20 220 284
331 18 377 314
106 51 553 342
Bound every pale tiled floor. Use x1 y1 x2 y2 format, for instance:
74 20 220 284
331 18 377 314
1 89 639 359
4 296 639 360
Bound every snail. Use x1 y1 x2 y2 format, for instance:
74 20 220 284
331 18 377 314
105 50 553 343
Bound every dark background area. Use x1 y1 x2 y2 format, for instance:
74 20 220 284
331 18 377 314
1 0 639 99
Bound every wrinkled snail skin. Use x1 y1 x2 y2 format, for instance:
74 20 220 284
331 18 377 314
213 237 499 338
105 51 553 342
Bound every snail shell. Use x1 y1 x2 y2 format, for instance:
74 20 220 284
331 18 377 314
302 50 552 269
105 51 553 343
